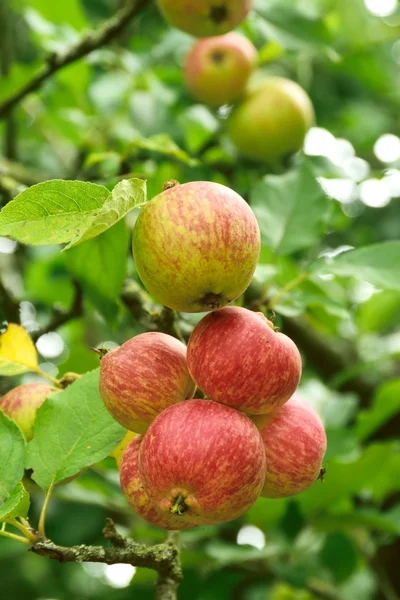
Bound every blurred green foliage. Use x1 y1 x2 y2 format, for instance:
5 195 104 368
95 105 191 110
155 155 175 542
0 0 399 599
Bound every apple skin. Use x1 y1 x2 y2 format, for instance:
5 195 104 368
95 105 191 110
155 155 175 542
138 399 266 527
99 332 196 433
187 306 302 415
184 32 257 106
120 435 199 530
253 395 327 498
132 181 260 313
227 76 315 164
157 0 252 38
0 383 57 441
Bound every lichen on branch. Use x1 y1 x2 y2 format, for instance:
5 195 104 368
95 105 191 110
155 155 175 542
30 519 182 599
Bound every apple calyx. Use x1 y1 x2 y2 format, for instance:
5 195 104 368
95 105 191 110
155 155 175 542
163 179 180 191
209 5 229 25
170 494 189 516
202 292 225 310
91 346 109 359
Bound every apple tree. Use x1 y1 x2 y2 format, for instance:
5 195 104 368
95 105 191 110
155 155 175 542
0 1 399 599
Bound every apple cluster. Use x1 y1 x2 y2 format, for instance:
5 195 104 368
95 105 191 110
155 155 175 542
99 180 327 530
156 1 315 165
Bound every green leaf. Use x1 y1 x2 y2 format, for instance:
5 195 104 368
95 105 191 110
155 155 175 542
25 369 125 491
356 380 400 441
321 533 358 583
0 412 25 503
63 178 147 250
0 483 30 521
298 443 399 515
251 164 330 255
318 241 400 290
129 134 199 167
178 105 219 154
314 508 400 536
65 219 129 321
0 180 108 245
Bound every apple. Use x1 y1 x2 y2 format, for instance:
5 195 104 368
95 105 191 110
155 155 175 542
253 395 327 498
157 0 252 38
138 399 266 527
120 435 198 530
187 306 301 415
187 306 302 415
0 383 57 441
99 332 195 433
132 181 260 312
227 76 315 164
184 32 257 106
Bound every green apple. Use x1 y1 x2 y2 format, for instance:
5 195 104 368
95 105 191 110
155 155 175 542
132 181 260 313
184 32 257 106
227 76 315 164
157 0 252 37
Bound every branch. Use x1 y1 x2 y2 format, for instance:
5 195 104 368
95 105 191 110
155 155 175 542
0 278 20 322
30 519 182 599
0 0 151 119
31 281 83 341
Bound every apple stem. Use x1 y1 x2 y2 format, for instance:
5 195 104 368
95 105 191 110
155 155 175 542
170 495 188 516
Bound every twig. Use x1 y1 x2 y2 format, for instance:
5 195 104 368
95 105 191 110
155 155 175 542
0 278 20 322
268 271 310 309
0 0 151 119
30 520 182 598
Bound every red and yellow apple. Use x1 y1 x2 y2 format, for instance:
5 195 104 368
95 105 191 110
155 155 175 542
0 383 57 441
227 76 315 164
138 399 266 528
184 32 257 106
157 0 252 38
132 181 260 312
187 306 301 415
120 435 197 529
99 332 195 433
253 395 327 498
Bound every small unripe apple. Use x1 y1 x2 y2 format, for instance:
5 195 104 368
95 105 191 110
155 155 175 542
0 383 57 441
184 32 257 106
253 395 327 498
133 181 260 313
138 399 266 527
227 76 315 164
187 306 302 415
120 436 198 530
157 0 252 38
99 332 195 433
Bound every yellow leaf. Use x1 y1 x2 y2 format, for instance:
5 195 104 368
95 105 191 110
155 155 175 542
0 324 38 376
110 431 136 468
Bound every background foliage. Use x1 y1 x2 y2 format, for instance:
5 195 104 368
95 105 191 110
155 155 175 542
0 0 399 599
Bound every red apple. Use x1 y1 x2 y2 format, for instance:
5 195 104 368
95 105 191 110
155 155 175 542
0 383 57 441
132 181 260 312
184 32 257 106
99 332 195 433
253 395 327 498
227 76 315 164
187 306 301 415
138 399 266 527
157 0 252 38
120 435 197 529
